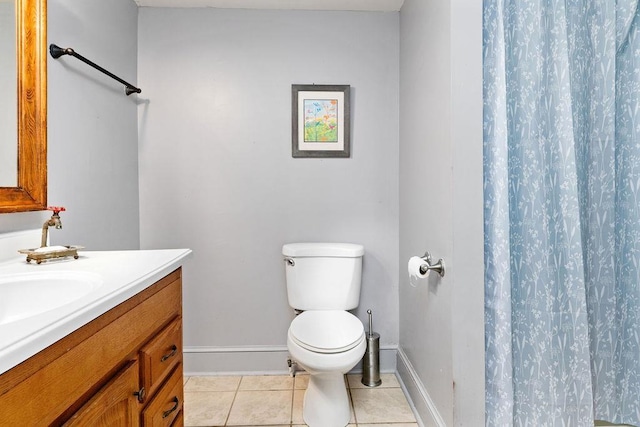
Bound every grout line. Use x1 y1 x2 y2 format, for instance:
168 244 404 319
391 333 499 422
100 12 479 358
290 374 295 427
222 375 242 426
348 384 358 426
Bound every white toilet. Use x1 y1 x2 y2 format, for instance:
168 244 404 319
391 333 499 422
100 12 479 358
283 242 366 427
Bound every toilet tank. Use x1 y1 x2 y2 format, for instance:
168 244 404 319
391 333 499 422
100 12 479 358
283 243 364 310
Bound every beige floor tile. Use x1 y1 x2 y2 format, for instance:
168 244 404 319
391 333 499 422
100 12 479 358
348 389 357 424
358 424 419 427
226 390 293 426
351 387 416 424
294 373 309 389
183 391 235 426
183 373 417 426
238 374 294 391
347 373 401 389
185 375 241 392
292 388 305 424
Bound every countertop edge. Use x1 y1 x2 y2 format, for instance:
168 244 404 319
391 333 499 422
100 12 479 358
0 248 192 375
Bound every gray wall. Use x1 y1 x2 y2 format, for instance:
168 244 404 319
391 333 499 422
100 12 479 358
0 0 140 250
137 8 400 373
399 0 484 425
449 2 484 424
47 0 140 250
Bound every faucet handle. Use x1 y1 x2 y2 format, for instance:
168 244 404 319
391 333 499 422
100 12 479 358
47 206 66 215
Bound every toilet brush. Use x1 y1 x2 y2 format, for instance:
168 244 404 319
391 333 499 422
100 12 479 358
362 309 382 387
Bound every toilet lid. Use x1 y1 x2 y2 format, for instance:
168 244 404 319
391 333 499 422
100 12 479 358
289 311 365 354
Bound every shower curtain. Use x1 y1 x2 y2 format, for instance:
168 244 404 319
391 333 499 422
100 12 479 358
484 1 640 425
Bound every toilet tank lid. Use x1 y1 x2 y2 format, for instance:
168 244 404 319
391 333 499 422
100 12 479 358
282 243 364 257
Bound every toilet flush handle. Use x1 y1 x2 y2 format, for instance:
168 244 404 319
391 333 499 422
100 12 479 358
284 257 295 267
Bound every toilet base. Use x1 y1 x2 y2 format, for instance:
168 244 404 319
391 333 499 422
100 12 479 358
303 373 351 427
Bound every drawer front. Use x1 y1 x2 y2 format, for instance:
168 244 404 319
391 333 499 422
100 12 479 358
140 317 182 399
142 364 183 427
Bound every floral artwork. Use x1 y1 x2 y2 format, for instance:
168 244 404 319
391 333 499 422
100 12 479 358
291 84 350 158
303 99 338 142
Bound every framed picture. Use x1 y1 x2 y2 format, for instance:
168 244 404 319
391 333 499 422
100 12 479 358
291 84 350 158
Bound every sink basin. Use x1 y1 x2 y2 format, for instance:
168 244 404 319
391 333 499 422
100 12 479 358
0 271 104 325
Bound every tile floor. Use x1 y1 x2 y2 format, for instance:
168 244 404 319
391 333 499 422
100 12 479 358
183 373 419 427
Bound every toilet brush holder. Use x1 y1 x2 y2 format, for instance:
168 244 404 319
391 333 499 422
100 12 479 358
362 309 381 387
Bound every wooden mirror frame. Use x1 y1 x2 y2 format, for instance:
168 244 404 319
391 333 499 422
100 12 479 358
0 0 47 213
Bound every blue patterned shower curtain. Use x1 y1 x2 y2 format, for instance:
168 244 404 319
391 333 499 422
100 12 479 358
484 0 640 425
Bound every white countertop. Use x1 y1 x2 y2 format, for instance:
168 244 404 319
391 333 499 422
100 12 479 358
0 249 192 375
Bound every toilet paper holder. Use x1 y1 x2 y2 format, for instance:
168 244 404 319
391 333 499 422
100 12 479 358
419 252 446 277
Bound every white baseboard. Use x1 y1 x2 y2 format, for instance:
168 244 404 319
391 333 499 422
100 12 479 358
184 344 398 377
396 346 446 427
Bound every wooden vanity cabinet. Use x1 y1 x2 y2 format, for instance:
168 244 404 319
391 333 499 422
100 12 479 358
0 268 185 426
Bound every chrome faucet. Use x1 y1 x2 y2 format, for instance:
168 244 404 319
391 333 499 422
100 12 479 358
41 206 66 248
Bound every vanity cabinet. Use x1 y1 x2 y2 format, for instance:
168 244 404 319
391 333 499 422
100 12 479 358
0 268 184 426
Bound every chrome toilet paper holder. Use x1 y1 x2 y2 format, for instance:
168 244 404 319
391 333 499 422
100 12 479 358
420 252 445 277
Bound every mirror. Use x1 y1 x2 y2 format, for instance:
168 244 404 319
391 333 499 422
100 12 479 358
0 0 17 186
0 0 47 213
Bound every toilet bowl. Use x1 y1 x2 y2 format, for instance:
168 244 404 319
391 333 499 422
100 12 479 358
287 310 366 427
282 242 366 427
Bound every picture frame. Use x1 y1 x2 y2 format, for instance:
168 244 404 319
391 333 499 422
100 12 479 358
291 84 350 158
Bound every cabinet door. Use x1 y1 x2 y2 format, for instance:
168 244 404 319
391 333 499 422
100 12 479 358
63 360 140 427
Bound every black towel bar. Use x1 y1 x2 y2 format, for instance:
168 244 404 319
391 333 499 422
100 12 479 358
49 44 141 96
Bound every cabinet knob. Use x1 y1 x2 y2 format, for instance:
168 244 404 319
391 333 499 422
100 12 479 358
133 386 146 403
162 396 180 418
160 344 178 362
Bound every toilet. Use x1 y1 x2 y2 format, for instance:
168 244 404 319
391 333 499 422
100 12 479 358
283 242 366 427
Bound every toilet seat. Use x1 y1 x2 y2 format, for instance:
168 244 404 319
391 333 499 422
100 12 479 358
289 310 365 354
